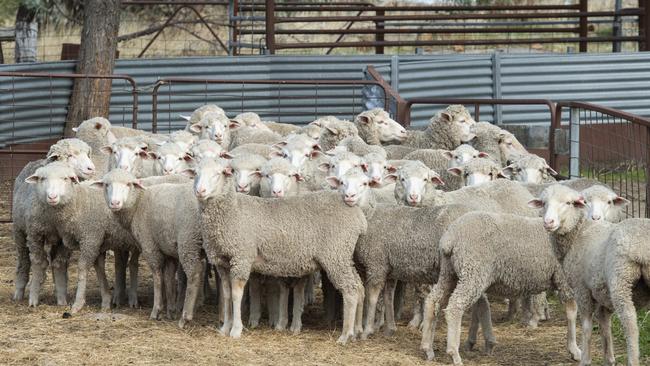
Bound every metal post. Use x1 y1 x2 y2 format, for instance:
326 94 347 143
569 107 581 178
375 9 385 54
491 50 502 125
229 0 238 55
265 0 275 54
390 55 399 93
613 0 622 52
640 0 650 51
579 0 588 52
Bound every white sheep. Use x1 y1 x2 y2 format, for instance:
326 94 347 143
469 122 527 166
229 143 276 159
314 117 359 152
394 105 476 150
582 185 629 223
190 139 229 164
529 184 650 366
188 112 236 148
259 157 303 198
190 158 366 343
447 157 505 187
228 153 267 195
502 153 557 184
229 126 283 150
149 142 194 176
444 144 489 168
354 108 407 145
180 104 226 125
101 136 155 178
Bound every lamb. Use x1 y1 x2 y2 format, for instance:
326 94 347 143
12 138 96 305
91 169 204 327
582 185 629 223
149 142 194 176
447 157 505 187
315 117 359 152
73 117 118 176
228 153 267 195
101 136 155 178
502 153 557 184
191 158 367 343
403 149 465 191
529 185 650 366
354 108 407 145
419 208 581 365
24 162 141 313
444 144 489 168
328 169 476 340
188 112 236 148
180 104 226 125
394 105 476 150
318 151 364 181
469 122 527 166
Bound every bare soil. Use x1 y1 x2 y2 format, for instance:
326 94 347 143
0 222 623 365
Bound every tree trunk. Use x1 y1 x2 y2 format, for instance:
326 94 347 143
64 0 121 137
14 4 38 63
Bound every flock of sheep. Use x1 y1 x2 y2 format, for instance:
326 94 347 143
11 104 650 365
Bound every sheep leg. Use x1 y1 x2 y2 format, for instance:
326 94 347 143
323 265 359 345
553 269 581 362
13 230 30 302
229 277 248 339
94 252 112 311
564 299 581 362
247 275 261 329
176 266 187 315
475 295 496 354
383 279 398 336
361 282 383 339
408 285 425 330
353 271 365 337
594 305 616 366
51 242 70 306
267 281 280 328
505 297 520 321
163 259 178 319
71 258 92 314
464 303 481 351
304 273 316 305
178 259 205 329
290 277 308 335
112 249 128 307
27 234 48 307
577 297 594 366
420 275 455 361
608 272 640 366
393 280 406 320
275 281 290 331
127 250 140 308
215 265 232 336
445 280 489 366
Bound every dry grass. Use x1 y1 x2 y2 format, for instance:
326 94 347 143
0 221 629 366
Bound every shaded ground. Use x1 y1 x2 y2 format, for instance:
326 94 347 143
0 222 627 365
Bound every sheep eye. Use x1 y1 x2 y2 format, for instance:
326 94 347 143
607 200 612 205
566 202 572 205
363 182 368 186
400 177 405 182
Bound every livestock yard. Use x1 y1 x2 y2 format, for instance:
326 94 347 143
1 1 650 366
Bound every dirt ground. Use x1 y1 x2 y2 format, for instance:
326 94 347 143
0 222 624 366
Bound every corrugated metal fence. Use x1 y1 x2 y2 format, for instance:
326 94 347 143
2 53 650 146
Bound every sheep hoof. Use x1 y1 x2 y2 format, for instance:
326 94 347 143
422 348 435 361
149 309 161 321
70 302 84 314
248 320 259 329
13 290 25 302
230 325 243 338
56 297 68 306
464 340 476 351
383 327 396 337
289 323 302 335
217 325 231 337
28 298 39 307
336 334 351 345
128 299 138 308
360 331 371 340
447 349 463 366
569 346 582 361
485 340 496 355
178 317 189 329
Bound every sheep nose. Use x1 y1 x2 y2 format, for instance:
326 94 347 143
237 184 248 192
371 176 381 183
111 200 121 207
272 190 284 197
544 218 555 226
47 193 58 199
591 214 601 221
409 193 419 200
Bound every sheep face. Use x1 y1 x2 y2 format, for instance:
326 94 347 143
319 153 363 180
102 140 148 173
327 169 372 207
91 169 145 211
48 141 96 179
190 141 225 164
392 162 443 206
582 186 629 222
448 158 503 187
150 143 193 176
264 172 300 198
274 140 321 169
444 144 488 169
73 117 117 145
189 158 233 200
207 114 236 145
502 155 556 184
361 154 396 186
528 185 586 232
26 162 79 207
232 167 261 194
357 109 407 143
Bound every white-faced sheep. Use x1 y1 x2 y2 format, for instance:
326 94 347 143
180 104 226 125
24 163 141 314
190 158 366 343
354 108 407 145
529 185 650 366
101 137 154 178
91 169 200 323
259 158 303 198
149 142 194 176
502 153 557 184
73 117 118 176
187 112 236 148
447 157 505 187
582 185 629 223
271 134 322 169
315 117 359 152
361 152 398 187
230 112 272 131
318 151 364 181
469 122 527 166
419 208 581 365
228 153 267 196
12 139 96 305
397 105 476 150
444 144 489 168
190 140 229 164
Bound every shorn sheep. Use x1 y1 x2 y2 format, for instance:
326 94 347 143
529 185 650 366
189 158 367 344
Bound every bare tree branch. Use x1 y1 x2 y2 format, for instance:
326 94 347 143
118 19 228 42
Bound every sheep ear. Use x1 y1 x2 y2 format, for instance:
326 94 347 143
228 120 241 129
220 152 234 159
248 170 262 178
386 165 397 174
325 126 338 135
70 175 80 184
325 176 341 188
183 154 194 162
573 197 586 208
269 151 284 159
356 115 371 124
89 181 105 189
47 153 60 162
95 122 103 130
545 164 558 176
312 144 322 152
360 163 369 172
181 169 196 178
147 151 159 160
478 152 489 158
318 162 331 172
383 174 398 184
25 174 40 184
100 146 113 155
447 167 463 177
431 176 445 186
528 199 544 208
179 114 192 121
501 165 515 178
442 151 454 160
189 123 202 133
440 112 452 122
309 150 322 159
497 171 507 179
613 196 630 206
272 142 287 149
138 150 150 159
309 120 321 127
292 173 304 182
131 180 146 190
72 127 79 133
222 166 233 177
